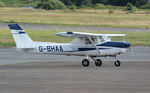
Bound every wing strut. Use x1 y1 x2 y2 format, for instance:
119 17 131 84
88 36 101 54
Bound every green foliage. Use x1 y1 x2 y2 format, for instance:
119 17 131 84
60 0 150 9
141 3 150 9
134 0 149 8
61 0 93 7
94 3 123 10
94 0 149 8
126 3 134 11
125 3 136 13
93 0 108 5
69 5 77 10
37 0 67 10
0 0 150 9
60 0 74 6
76 0 92 7
94 3 105 9
78 5 92 9
0 1 5 7
0 0 40 7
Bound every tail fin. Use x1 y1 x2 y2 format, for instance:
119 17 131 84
8 24 33 48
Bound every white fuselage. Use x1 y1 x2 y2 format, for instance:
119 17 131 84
22 41 127 57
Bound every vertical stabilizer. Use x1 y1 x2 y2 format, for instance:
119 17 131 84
8 24 33 48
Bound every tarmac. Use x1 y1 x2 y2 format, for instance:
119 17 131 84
0 46 150 93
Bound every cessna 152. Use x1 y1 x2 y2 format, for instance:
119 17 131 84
8 24 131 67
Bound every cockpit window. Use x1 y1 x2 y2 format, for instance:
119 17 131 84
99 36 110 43
99 37 105 43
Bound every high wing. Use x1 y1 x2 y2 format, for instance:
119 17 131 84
55 32 126 38
55 32 126 54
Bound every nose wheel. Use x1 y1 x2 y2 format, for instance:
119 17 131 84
114 60 121 67
95 59 102 66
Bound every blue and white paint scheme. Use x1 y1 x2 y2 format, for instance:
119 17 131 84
8 24 131 67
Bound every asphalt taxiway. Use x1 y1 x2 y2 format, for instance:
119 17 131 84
0 46 150 93
1 23 150 32
0 46 150 65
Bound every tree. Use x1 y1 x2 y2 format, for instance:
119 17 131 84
93 0 108 5
134 0 149 8
0 1 5 7
37 0 67 10
76 0 92 7
126 3 136 13
60 0 73 6
69 5 77 10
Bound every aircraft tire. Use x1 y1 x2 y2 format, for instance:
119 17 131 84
95 59 102 66
114 60 121 67
82 59 90 67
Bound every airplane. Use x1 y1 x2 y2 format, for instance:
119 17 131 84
8 24 131 67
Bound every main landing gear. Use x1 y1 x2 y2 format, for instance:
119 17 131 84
81 56 121 67
82 58 102 67
82 59 90 67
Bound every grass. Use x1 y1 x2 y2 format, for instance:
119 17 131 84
0 8 150 28
1 28 150 47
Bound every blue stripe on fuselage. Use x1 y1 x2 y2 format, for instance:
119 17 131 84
77 41 130 52
78 48 110 51
97 41 130 48
19 32 26 34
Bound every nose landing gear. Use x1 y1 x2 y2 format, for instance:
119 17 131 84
114 60 121 67
95 59 102 66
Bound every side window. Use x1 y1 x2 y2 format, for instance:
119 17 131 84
85 39 90 44
85 38 95 44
